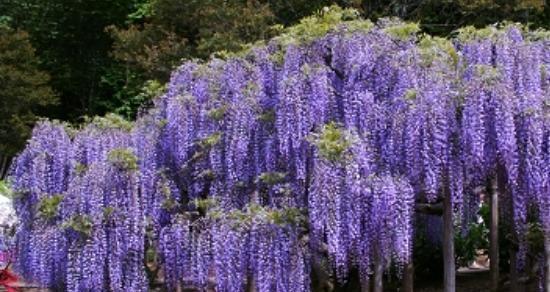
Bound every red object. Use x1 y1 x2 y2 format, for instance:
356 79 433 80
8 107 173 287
0 263 19 292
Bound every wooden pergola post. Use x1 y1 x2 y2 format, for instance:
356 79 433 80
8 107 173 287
489 176 499 291
442 188 455 292
401 261 414 292
373 250 384 292
545 234 550 292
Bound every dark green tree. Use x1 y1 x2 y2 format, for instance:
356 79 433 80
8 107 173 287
0 25 57 177
0 0 137 120
108 0 277 82
357 0 548 35
2 0 548 136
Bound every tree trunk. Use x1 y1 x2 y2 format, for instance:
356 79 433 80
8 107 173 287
443 191 455 292
402 261 414 292
373 251 384 292
489 176 499 291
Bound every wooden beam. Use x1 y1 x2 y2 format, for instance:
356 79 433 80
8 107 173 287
415 202 443 215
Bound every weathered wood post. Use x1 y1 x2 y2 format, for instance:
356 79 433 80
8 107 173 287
442 188 455 292
402 261 414 292
545 233 550 292
489 176 499 291
373 250 384 292
361 277 371 292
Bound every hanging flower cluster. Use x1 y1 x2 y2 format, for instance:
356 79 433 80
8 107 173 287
8 6 549 291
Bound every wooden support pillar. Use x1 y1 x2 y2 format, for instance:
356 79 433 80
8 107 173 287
545 234 550 292
443 191 456 292
361 277 371 292
373 251 384 292
402 261 414 292
489 176 499 291
510 246 521 292
311 253 334 292
246 274 257 292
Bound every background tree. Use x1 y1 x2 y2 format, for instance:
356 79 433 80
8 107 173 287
108 0 277 82
0 0 548 160
0 25 57 178
0 0 136 120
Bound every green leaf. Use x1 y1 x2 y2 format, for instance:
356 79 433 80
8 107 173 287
107 148 139 171
257 172 287 185
207 106 227 121
198 132 222 149
384 22 420 40
37 194 64 220
62 214 93 237
90 113 133 132
311 122 352 162
0 180 13 198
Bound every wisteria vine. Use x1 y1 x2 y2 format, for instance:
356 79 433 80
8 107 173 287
7 7 550 292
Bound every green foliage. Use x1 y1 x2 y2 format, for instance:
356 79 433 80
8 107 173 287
526 221 544 252
108 0 276 82
192 198 218 213
161 198 178 211
257 172 287 185
107 23 189 82
90 113 134 132
197 169 216 180
274 5 362 46
266 0 332 25
1 0 549 159
102 206 116 221
311 122 352 162
107 148 139 171
383 21 420 40
126 0 155 24
455 203 489 266
198 132 222 149
145 245 157 263
208 202 307 228
418 35 459 67
155 173 178 211
359 0 548 36
1 0 138 121
0 180 13 198
264 5 374 65
259 109 276 124
0 26 57 157
403 89 418 103
266 207 307 226
37 194 64 220
74 163 88 176
120 79 165 118
0 16 11 28
96 66 164 120
474 64 502 85
455 25 499 42
62 214 93 237
207 106 227 121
